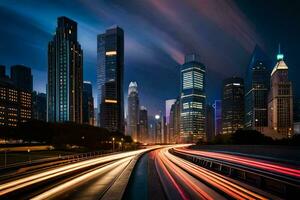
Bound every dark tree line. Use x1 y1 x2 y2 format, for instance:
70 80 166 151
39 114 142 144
200 129 300 146
0 120 132 149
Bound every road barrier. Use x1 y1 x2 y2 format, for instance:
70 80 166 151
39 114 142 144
170 148 300 199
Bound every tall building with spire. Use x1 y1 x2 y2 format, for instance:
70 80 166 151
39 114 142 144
127 81 139 141
97 26 124 133
47 16 83 123
268 47 293 138
180 54 206 143
245 46 272 132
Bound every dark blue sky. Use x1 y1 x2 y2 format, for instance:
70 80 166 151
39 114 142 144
0 0 299 116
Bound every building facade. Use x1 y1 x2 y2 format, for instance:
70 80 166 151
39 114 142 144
0 71 32 126
32 91 47 121
180 54 206 143
10 65 33 92
245 46 271 132
294 97 300 134
97 26 124 133
222 77 244 134
268 50 293 138
169 98 180 143
127 82 139 141
83 81 94 126
139 106 148 143
206 104 215 141
47 16 83 123
213 100 222 136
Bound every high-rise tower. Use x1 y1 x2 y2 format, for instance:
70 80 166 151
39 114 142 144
245 46 272 132
97 27 124 133
47 16 83 123
83 81 94 126
180 54 206 143
222 77 244 134
268 47 293 138
127 81 139 141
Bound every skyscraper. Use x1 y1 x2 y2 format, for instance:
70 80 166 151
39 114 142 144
213 100 222 136
32 91 47 121
245 46 271 131
0 71 32 126
127 81 139 141
139 106 148 143
10 65 33 92
268 49 293 138
180 54 206 143
169 99 180 143
165 99 176 143
97 26 124 133
222 77 244 134
206 104 215 141
83 81 94 126
47 16 83 123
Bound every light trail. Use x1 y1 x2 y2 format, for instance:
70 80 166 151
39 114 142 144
155 147 268 200
0 148 155 196
31 156 133 200
175 148 300 178
156 149 214 200
165 148 268 200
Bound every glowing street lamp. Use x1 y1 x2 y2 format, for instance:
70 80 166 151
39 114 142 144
112 137 115 152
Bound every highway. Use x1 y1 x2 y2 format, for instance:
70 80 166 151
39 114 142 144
0 148 156 200
154 147 273 200
0 145 298 199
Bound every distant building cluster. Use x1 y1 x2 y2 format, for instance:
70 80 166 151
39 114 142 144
1 16 298 144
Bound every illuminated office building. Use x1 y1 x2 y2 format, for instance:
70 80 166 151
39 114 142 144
47 16 83 123
0 67 32 126
180 54 206 143
222 77 244 134
97 26 124 133
268 49 293 138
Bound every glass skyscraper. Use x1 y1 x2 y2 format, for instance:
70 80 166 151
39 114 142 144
47 17 83 123
245 46 272 131
180 54 206 143
97 26 124 133
222 77 244 134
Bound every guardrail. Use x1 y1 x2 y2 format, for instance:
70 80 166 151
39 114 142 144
0 150 117 171
170 148 300 199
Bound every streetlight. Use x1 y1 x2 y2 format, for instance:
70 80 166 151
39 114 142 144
27 149 31 163
112 137 115 152
121 138 124 151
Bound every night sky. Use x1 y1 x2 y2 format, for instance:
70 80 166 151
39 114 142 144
0 0 299 116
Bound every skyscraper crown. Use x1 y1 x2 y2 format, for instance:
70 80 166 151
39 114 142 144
128 81 138 94
271 45 288 76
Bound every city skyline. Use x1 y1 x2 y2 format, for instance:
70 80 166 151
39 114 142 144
1 0 300 116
